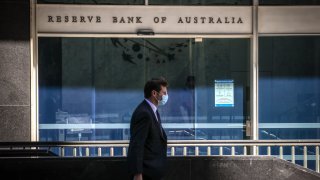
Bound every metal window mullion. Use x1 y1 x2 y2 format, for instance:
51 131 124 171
251 0 259 156
30 0 39 141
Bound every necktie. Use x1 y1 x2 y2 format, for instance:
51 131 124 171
156 110 163 135
156 110 161 124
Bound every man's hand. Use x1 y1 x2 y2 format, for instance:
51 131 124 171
133 173 143 180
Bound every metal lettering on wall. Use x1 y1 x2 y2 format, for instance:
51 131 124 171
36 5 252 34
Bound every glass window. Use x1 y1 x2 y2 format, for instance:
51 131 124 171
149 0 252 5
37 0 144 5
259 36 320 140
259 0 320 5
38 37 251 142
194 39 251 140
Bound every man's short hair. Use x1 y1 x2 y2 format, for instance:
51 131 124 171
144 77 168 98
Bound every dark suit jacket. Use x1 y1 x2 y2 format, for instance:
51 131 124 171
127 100 167 179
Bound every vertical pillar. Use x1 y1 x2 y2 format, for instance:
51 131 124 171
251 0 259 155
30 0 38 141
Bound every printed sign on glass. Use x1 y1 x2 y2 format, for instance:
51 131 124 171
214 80 234 107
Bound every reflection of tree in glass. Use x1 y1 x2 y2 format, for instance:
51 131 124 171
132 43 141 52
110 38 192 65
122 51 136 65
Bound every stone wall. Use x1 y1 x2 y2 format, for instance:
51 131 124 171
0 0 31 141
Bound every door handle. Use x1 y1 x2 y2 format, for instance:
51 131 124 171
246 120 251 137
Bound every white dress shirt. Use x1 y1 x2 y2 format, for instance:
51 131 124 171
145 98 158 121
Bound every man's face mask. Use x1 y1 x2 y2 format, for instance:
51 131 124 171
155 91 169 106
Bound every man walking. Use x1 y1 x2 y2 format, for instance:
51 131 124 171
127 77 169 180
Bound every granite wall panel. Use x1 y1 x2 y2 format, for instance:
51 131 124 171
0 106 30 141
0 0 31 141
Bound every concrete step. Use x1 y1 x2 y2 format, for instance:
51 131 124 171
0 156 319 180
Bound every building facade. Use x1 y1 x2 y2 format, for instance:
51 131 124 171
1 0 320 168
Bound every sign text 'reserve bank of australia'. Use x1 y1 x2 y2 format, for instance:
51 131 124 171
37 5 252 33
47 16 244 24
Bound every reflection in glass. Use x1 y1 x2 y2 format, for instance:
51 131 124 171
39 37 251 142
259 36 320 140
194 39 251 140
